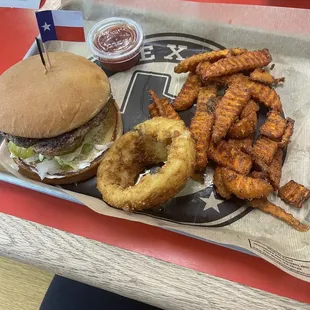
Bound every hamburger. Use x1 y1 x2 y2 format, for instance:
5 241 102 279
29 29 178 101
0 52 122 184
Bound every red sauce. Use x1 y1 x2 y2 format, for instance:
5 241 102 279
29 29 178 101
94 25 140 72
98 53 140 72
94 25 136 53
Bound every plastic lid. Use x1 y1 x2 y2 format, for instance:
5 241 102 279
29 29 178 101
87 17 144 61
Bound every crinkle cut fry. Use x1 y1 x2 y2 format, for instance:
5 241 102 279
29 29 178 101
158 98 181 120
253 137 278 166
191 85 217 139
260 111 287 140
149 90 161 108
227 112 257 139
196 61 210 77
196 84 217 112
190 112 214 171
212 85 251 143
227 100 259 139
173 73 201 111
208 141 252 175
278 180 310 208
148 102 160 118
250 171 269 180
241 100 260 118
249 68 285 85
267 149 283 191
190 84 217 171
221 168 273 200
174 48 248 73
209 73 244 85
210 74 283 112
278 118 294 148
149 91 169 118
213 167 232 199
201 49 272 80
250 199 309 232
247 80 282 112
149 90 180 120
226 137 254 154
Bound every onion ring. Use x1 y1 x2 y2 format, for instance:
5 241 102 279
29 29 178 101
97 117 196 211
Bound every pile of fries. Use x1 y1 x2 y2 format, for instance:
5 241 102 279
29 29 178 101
148 48 310 232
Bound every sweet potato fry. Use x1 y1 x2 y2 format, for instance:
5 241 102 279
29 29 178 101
149 90 160 103
174 48 247 73
252 136 278 166
267 149 283 190
227 113 257 139
208 140 252 175
226 48 248 57
250 171 269 180
213 167 232 199
226 137 253 154
228 100 259 139
173 74 201 111
158 98 181 120
149 90 181 120
221 168 273 200
247 80 282 112
210 73 244 85
250 199 309 232
196 84 217 112
190 85 217 171
190 112 207 141
249 68 285 85
194 133 211 171
190 112 214 171
201 49 272 80
211 74 283 112
278 118 294 148
230 48 249 56
148 102 160 118
254 159 269 173
212 85 251 143
196 61 210 76
241 100 260 118
149 90 164 114
174 50 228 74
278 180 310 208
260 111 287 140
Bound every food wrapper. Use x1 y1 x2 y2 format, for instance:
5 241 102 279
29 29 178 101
2 0 310 281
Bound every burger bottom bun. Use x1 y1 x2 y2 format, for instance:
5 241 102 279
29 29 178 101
14 100 123 185
15 155 103 185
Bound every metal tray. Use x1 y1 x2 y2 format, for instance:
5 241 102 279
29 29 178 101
3 0 299 256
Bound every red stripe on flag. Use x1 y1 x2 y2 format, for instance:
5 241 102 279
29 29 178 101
55 26 85 42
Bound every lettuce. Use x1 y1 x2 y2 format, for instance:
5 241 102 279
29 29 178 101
11 125 112 179
8 141 34 159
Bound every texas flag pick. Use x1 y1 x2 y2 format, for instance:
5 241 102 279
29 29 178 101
35 10 85 43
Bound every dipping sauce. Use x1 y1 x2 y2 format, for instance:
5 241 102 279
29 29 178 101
87 18 144 72
95 25 136 53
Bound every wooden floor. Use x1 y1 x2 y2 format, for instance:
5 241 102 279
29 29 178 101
0 256 53 310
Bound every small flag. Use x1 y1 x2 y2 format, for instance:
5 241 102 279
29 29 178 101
35 10 85 43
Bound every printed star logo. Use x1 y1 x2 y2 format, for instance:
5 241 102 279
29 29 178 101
41 22 51 31
200 191 224 213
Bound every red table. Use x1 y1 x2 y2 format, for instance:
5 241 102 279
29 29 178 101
1 0 310 305
1 0 310 73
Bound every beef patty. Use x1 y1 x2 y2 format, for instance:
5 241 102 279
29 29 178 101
1 98 113 157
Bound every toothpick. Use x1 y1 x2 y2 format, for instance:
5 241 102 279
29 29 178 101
42 42 52 68
35 37 48 74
